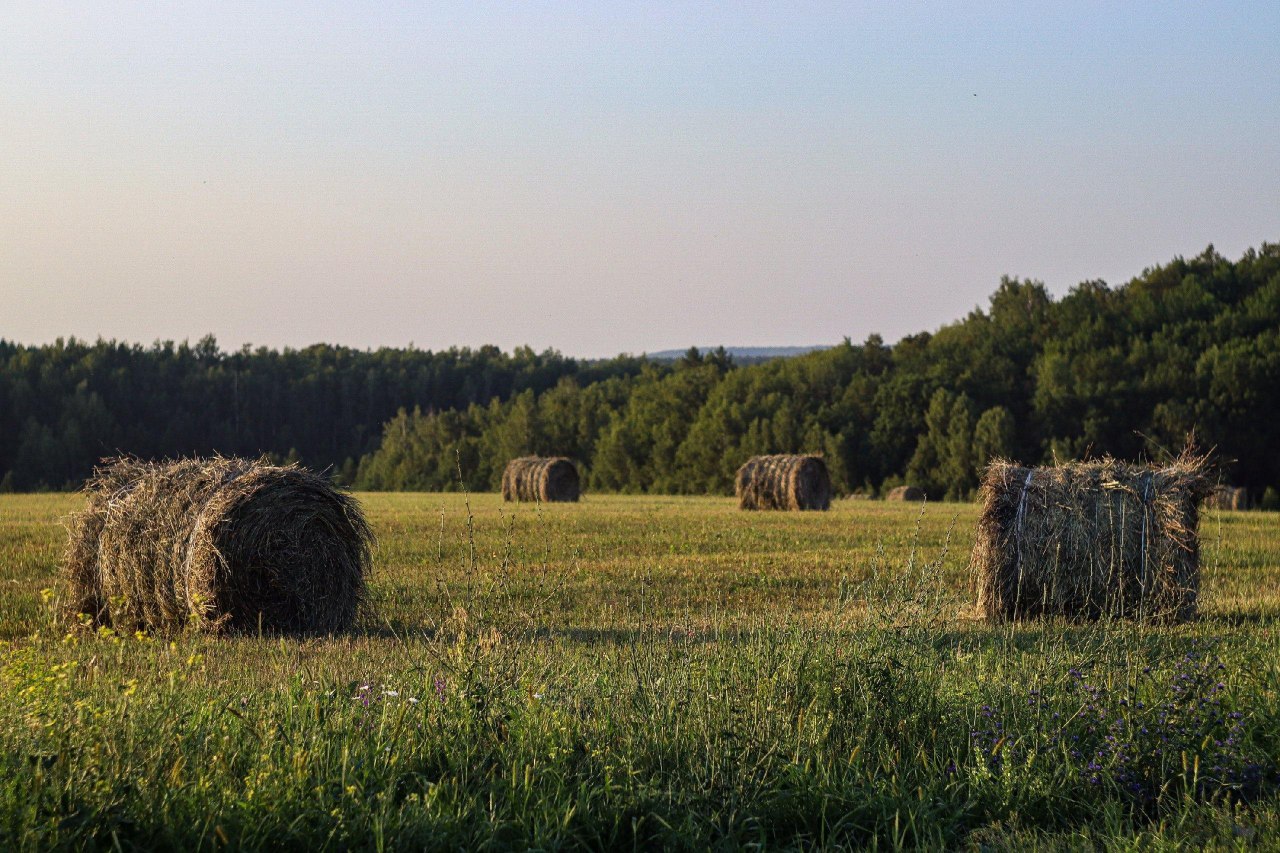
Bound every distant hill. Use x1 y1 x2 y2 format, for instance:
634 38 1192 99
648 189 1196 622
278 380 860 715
644 345 831 363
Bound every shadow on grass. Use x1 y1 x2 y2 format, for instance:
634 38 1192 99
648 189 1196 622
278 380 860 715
350 616 1247 664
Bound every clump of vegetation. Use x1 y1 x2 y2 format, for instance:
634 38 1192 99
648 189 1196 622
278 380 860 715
972 643 1271 812
1262 487 1280 511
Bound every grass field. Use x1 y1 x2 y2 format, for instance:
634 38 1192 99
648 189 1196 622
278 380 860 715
2 492 1280 849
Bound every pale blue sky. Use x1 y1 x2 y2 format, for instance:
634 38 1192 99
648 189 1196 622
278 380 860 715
3 2 1278 357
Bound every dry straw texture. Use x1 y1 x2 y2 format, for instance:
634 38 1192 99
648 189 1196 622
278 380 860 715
735 455 832 511
64 457 372 635
501 456 581 503
887 485 926 502
1205 485 1247 511
971 456 1212 623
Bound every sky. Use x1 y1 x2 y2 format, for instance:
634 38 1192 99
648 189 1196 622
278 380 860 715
2 2 1278 359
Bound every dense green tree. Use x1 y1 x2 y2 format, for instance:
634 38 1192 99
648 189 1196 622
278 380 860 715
0 339 646 489
972 406 1017 474
590 359 724 493
906 389 978 500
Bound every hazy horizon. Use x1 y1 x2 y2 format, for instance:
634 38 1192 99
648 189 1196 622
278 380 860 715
3 3 1278 359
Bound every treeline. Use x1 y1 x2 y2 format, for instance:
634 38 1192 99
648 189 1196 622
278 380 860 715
3 244 1278 500
357 244 1280 501
0 339 644 491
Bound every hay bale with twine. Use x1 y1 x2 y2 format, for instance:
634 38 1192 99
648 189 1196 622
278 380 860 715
971 455 1211 623
886 485 926 502
735 455 832 511
1205 485 1246 511
501 456 580 502
64 457 372 635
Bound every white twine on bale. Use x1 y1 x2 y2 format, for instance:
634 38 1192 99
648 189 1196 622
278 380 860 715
1138 472 1153 613
1012 468 1035 616
1014 468 1035 570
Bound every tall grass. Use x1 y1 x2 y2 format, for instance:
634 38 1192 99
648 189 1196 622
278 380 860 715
1 493 1278 849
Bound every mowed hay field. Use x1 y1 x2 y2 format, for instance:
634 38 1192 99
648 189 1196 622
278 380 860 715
2 492 1280 849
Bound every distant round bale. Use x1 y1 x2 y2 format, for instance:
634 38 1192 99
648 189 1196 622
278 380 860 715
501 456 580 503
735 454 831 511
63 457 373 635
886 485 926 502
1204 485 1247 511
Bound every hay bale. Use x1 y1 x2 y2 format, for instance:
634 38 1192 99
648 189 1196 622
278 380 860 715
971 456 1211 623
1205 485 1247 511
886 485 926 502
501 456 580 502
63 457 372 635
735 455 832 511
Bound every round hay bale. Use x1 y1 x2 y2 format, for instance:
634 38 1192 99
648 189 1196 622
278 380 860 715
886 485 926 502
970 455 1211 624
63 457 373 635
501 456 580 502
734 454 831 511
1204 484 1246 511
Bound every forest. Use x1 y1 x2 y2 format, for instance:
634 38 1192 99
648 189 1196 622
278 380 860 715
3 244 1278 502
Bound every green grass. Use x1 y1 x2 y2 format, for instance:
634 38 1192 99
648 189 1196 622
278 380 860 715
2 493 1280 850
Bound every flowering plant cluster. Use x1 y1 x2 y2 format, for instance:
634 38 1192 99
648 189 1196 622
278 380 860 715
972 643 1272 811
